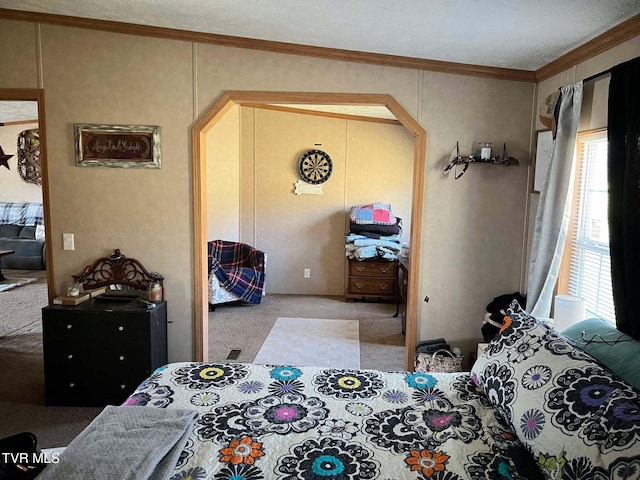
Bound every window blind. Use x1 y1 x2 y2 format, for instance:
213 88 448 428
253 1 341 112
563 130 615 323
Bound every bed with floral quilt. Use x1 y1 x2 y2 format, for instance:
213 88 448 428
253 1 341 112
40 302 640 480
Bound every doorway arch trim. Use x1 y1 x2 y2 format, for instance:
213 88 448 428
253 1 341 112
192 91 426 370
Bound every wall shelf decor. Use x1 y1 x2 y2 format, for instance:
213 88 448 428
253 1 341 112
443 142 519 179
0 145 13 170
17 128 41 185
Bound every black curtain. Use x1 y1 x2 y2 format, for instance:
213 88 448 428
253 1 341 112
608 57 640 339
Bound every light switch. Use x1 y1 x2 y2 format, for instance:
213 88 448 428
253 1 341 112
63 233 75 251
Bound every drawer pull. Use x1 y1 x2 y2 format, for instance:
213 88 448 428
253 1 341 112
67 354 73 360
119 356 125 361
379 267 390 273
66 324 72 329
69 383 75 388
118 326 124 331
380 284 389 290
355 266 366 272
355 282 365 289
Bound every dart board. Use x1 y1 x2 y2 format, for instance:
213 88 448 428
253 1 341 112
298 149 333 185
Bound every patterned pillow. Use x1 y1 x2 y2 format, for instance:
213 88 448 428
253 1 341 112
471 301 640 479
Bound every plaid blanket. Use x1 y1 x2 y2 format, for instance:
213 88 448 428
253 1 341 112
349 202 397 225
207 240 265 304
0 202 44 226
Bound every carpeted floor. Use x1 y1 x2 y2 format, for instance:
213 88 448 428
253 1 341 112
1 280 404 448
0 271 102 448
0 330 102 448
253 317 361 368
209 294 405 371
0 276 37 293
0 278 47 336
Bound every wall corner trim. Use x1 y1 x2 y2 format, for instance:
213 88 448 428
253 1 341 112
536 13 640 82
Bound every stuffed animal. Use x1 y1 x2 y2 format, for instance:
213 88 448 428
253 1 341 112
481 291 526 342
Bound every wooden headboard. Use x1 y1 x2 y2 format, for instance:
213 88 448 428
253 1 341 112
72 249 164 295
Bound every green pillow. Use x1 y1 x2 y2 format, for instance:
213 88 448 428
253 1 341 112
562 318 640 390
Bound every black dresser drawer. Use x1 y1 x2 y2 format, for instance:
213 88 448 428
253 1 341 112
42 299 167 406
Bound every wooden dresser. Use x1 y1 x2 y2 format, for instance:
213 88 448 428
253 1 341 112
346 259 397 302
396 257 409 333
42 298 167 407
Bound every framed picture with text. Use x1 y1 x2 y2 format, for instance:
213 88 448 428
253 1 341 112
74 124 161 169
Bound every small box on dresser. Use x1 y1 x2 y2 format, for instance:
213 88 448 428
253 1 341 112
41 299 167 407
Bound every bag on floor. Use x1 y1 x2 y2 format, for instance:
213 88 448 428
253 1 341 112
415 337 450 354
0 432 45 480
415 349 463 373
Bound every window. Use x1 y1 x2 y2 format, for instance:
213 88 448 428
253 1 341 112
558 129 615 323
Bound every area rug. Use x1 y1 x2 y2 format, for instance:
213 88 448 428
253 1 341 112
0 277 37 292
253 317 360 369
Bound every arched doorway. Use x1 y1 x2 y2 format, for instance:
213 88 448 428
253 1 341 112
192 91 426 370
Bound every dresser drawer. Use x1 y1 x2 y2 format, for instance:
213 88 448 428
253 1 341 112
44 314 148 339
42 300 167 407
349 260 396 278
348 277 396 295
45 372 142 407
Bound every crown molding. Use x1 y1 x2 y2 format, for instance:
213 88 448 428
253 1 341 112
0 8 535 83
536 12 640 82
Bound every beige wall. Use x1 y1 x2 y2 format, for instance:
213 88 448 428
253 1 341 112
233 107 414 296
419 72 533 354
346 120 414 243
0 17 536 361
37 24 195 362
0 21 39 89
207 104 240 242
0 122 42 203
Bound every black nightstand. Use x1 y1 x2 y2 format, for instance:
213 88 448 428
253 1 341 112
41 298 167 407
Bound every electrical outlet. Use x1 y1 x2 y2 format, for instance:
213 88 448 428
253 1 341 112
304 268 311 278
63 233 75 251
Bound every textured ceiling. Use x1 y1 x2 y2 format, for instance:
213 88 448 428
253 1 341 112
0 101 38 123
2 0 640 70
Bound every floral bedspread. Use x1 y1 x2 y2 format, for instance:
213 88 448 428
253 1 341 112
124 362 543 480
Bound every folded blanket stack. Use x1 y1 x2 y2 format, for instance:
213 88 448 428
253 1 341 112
345 203 402 261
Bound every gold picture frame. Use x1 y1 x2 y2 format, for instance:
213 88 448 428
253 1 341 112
74 124 161 168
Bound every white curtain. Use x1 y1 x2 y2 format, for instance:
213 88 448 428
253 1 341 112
526 81 583 317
